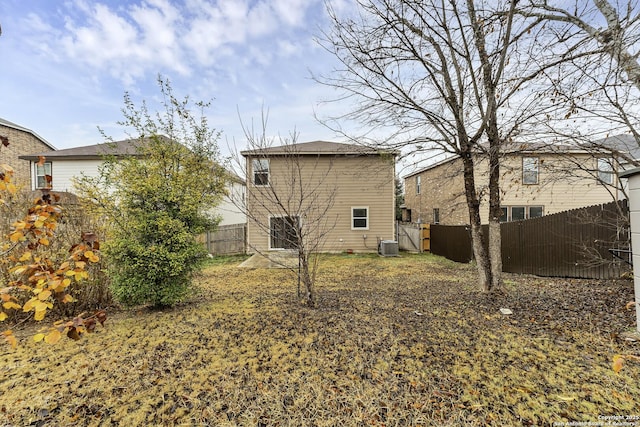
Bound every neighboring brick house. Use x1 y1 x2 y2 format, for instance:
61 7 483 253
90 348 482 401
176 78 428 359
241 141 396 253
403 137 635 226
0 117 56 188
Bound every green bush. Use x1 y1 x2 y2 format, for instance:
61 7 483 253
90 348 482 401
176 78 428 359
76 77 226 308
106 212 207 307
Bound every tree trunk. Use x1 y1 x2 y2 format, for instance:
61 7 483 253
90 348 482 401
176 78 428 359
487 136 503 291
468 0 508 293
461 150 492 291
470 221 491 292
299 253 315 307
488 220 502 291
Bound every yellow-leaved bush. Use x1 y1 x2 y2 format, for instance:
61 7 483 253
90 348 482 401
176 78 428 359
0 138 106 347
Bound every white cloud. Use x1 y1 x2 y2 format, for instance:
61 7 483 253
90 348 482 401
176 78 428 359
130 0 181 52
277 39 300 58
1 0 352 150
49 0 322 85
272 0 310 27
61 3 145 83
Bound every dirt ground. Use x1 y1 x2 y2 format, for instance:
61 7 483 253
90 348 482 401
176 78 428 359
1 253 638 426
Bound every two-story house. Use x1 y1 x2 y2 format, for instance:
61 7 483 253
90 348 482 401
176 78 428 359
241 141 396 253
0 117 56 188
19 138 246 226
403 136 636 225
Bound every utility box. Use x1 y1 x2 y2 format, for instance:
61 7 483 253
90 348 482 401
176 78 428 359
379 240 399 257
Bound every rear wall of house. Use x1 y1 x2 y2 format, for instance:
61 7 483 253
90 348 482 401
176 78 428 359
404 152 619 226
497 152 618 219
246 154 396 253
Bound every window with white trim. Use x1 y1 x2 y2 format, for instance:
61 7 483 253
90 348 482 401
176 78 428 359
36 162 52 189
529 206 543 219
597 157 614 185
522 157 539 185
252 158 269 186
499 207 508 222
416 175 421 194
500 205 544 222
351 207 369 230
511 206 526 221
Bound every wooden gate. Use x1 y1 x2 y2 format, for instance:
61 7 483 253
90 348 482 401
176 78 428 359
397 222 431 252
421 224 430 252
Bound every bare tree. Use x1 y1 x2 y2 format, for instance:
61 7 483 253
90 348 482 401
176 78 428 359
230 116 339 306
317 0 568 292
512 1 639 270
517 1 640 143
523 0 640 88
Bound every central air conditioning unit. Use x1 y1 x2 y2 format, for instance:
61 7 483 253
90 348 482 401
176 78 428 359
378 240 399 257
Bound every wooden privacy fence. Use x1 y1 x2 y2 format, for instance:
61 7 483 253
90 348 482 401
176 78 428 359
397 222 431 252
430 224 474 263
198 223 246 255
430 200 630 279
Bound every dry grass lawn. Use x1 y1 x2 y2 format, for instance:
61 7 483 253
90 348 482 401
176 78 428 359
1 253 639 426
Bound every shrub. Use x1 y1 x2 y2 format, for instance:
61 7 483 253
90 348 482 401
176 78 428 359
106 212 207 307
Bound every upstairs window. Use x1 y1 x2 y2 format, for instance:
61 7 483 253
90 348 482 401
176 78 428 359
352 207 369 230
522 157 539 185
597 157 614 185
416 175 421 194
252 158 269 186
36 162 52 189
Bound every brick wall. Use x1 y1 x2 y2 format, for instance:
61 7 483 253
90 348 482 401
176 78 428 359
0 124 54 189
404 157 469 225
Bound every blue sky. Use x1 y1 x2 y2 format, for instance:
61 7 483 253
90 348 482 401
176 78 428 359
0 0 354 153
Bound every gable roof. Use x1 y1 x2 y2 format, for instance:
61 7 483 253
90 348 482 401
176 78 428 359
0 117 56 150
589 134 640 161
19 138 147 161
240 140 395 157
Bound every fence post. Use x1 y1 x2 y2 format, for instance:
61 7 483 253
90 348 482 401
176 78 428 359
620 169 640 333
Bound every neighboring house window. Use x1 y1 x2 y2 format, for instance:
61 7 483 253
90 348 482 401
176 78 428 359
528 206 543 219
416 176 421 194
522 157 539 184
270 216 299 249
499 207 508 222
36 162 52 189
511 206 526 221
597 157 614 185
252 158 269 186
433 208 440 224
501 205 544 222
352 207 369 230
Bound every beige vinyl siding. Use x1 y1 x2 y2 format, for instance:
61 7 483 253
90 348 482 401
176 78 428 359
246 154 395 253
404 152 620 226
491 153 617 221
